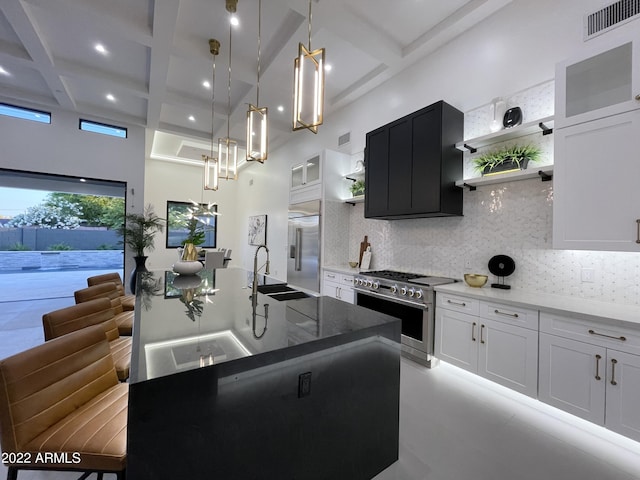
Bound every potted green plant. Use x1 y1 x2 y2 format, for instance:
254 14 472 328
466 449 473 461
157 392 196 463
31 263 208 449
116 204 164 292
350 179 365 197
473 144 541 176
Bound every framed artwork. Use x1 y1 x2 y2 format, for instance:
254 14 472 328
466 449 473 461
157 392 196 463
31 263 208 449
248 214 267 246
166 200 217 248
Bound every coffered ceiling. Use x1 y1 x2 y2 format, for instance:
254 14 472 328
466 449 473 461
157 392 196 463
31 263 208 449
0 0 511 163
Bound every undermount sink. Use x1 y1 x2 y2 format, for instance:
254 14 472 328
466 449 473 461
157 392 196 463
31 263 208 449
256 284 295 294
267 291 310 301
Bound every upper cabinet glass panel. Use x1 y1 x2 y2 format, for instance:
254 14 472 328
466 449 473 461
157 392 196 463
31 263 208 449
305 156 320 184
565 43 631 118
556 29 640 128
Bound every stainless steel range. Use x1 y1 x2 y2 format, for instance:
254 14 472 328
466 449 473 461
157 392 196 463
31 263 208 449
353 270 456 368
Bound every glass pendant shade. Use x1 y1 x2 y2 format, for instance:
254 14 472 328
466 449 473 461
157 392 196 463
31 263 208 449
293 43 325 133
203 154 219 191
246 105 268 163
217 137 238 180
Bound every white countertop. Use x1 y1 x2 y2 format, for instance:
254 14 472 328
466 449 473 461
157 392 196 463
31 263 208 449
322 265 362 275
435 283 640 329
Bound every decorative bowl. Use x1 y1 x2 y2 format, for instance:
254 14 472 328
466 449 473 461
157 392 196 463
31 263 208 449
348 261 359 268
173 260 203 275
464 273 488 288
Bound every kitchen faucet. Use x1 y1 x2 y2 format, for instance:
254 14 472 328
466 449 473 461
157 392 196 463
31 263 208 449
252 244 270 299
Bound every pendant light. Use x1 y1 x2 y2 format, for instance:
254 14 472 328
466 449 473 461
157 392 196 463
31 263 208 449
203 39 220 191
246 0 268 162
292 0 325 134
218 0 238 181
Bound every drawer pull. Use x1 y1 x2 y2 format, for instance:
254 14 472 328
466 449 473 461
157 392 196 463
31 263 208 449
588 329 626 341
595 354 602 381
494 309 518 318
327 274 336 279
480 324 485 344
447 299 466 307
610 358 618 386
471 322 477 342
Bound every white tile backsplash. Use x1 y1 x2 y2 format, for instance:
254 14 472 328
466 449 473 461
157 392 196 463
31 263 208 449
348 178 640 307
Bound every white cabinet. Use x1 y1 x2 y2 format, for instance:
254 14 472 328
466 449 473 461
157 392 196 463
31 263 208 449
555 30 640 129
290 155 322 203
539 312 640 441
322 270 354 304
553 109 640 251
436 294 539 397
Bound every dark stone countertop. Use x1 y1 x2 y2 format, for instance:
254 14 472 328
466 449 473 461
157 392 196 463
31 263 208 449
130 267 401 384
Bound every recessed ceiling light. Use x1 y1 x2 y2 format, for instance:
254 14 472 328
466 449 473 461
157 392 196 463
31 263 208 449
106 93 116 102
0 66 9 76
95 44 108 55
188 115 196 122
202 80 211 89
230 15 239 26
277 105 284 112
79 178 87 183
325 64 332 72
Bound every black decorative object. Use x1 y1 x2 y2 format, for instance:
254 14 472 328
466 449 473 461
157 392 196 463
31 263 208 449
488 254 515 290
130 255 148 294
503 107 522 129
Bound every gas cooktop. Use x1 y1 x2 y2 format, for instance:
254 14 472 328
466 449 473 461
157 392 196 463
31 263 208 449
361 270 455 286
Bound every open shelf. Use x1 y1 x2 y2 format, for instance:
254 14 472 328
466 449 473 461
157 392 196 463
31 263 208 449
344 171 365 182
456 116 554 152
344 195 365 205
456 165 553 190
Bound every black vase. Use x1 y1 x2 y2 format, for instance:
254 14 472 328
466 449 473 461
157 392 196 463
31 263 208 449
482 157 530 176
130 256 148 294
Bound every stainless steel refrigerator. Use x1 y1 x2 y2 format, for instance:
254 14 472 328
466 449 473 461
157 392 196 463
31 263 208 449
287 200 320 293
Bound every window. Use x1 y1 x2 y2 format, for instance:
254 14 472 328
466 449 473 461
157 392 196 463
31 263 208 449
0 103 50 123
79 119 127 138
166 201 217 248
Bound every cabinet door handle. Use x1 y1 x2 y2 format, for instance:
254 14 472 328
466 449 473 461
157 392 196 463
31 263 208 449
448 299 466 307
610 358 618 386
588 329 626 341
471 322 477 342
595 354 602 380
480 324 485 344
494 309 518 318
336 287 341 299
636 219 640 244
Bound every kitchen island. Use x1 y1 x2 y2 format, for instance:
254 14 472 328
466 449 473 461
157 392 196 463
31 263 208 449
127 267 401 480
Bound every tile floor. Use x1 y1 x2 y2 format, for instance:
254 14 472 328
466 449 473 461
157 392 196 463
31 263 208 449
1 270 640 479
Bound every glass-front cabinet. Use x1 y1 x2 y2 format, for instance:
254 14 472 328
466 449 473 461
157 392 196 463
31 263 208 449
291 155 321 190
555 29 640 128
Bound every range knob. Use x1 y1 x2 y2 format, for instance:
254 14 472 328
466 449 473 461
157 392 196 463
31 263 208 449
390 285 398 294
400 287 408 296
408 288 415 297
415 289 423 299
372 281 380 290
366 280 373 287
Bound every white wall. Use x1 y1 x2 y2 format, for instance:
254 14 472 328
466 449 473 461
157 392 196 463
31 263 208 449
0 104 145 280
143 159 241 270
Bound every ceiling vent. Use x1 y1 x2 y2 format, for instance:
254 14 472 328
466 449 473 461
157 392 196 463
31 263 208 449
338 131 351 148
584 0 640 40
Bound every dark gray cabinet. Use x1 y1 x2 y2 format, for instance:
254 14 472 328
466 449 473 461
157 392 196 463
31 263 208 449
364 101 463 219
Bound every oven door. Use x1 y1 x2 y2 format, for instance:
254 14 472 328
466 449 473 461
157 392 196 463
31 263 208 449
354 289 431 355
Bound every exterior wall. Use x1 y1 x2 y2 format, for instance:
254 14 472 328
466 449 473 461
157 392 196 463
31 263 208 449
0 228 120 250
0 250 123 271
